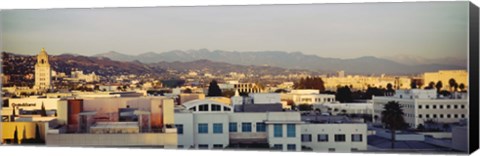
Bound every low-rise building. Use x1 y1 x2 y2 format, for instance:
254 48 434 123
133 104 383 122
372 89 468 128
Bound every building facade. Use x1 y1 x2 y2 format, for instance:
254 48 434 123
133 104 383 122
372 89 468 128
34 48 53 90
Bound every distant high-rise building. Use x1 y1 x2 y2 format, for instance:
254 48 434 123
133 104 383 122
34 48 52 90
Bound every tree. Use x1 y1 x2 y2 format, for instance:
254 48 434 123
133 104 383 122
222 89 236 98
424 81 435 89
207 80 222 96
381 101 407 149
35 124 42 142
448 78 458 92
40 102 47 117
293 76 325 92
435 81 443 94
297 104 313 111
410 81 417 89
274 89 288 93
459 83 465 92
11 107 16 122
417 124 425 131
386 83 395 96
183 88 192 93
335 86 352 103
442 123 450 131
13 126 19 144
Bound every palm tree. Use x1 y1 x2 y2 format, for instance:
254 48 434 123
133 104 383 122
381 101 407 149
40 102 47 117
13 126 19 144
459 83 465 92
448 78 457 92
435 81 443 94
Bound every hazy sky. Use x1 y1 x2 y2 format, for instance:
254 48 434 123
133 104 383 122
1 1 469 59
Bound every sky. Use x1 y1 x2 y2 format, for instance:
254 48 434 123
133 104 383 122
1 1 469 60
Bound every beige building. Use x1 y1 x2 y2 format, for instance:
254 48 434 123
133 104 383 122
34 48 53 90
324 74 411 91
373 89 468 128
423 70 468 91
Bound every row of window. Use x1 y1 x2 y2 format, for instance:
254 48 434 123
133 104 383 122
418 104 465 109
190 104 232 112
273 144 296 151
229 122 266 133
274 124 296 138
419 114 466 119
300 134 362 142
196 144 224 149
197 123 224 134
300 98 335 103
177 122 297 137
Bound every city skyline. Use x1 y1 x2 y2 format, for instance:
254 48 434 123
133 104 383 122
1 2 469 61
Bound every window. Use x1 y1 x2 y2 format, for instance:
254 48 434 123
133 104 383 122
273 144 283 150
287 124 296 137
425 105 430 109
198 123 208 134
213 144 223 149
426 114 430 118
454 105 458 109
447 114 451 118
287 144 296 151
440 105 444 109
199 104 209 111
461 105 465 109
175 124 183 134
334 134 346 142
447 105 451 109
256 122 266 132
433 114 437 118
177 145 184 148
211 104 221 111
461 114 465 118
274 124 283 137
352 134 362 142
224 106 231 111
198 144 208 149
440 114 444 118
433 105 437 109
242 122 252 132
229 122 237 132
328 148 335 152
189 107 196 111
213 123 223 134
418 105 422 109
418 114 422 118
318 134 328 142
454 114 458 118
301 134 312 142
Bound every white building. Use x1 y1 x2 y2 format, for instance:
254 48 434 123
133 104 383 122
174 100 303 151
174 99 367 152
300 124 367 152
282 89 336 105
34 48 53 90
372 89 468 128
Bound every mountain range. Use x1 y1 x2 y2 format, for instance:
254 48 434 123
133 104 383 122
94 49 466 75
1 52 314 78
